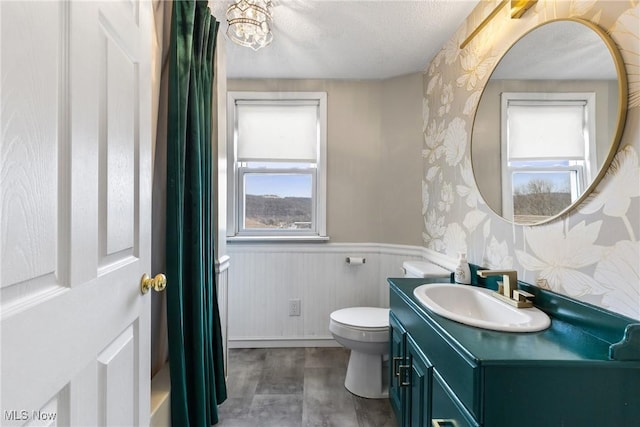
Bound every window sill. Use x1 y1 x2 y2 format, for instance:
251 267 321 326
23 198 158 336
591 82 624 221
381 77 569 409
227 235 330 243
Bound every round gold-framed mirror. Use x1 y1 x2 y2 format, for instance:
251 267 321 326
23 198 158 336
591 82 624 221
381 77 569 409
471 18 628 225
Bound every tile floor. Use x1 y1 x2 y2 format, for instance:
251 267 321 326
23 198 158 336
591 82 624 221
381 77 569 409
216 347 397 427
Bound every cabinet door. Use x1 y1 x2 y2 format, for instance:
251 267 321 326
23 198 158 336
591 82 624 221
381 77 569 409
0 2 152 425
389 312 407 425
407 335 432 427
432 371 479 427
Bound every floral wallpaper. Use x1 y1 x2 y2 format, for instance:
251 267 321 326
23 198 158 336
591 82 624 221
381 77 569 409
422 0 640 319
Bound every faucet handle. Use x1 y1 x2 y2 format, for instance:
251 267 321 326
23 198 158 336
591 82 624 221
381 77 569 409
513 289 534 303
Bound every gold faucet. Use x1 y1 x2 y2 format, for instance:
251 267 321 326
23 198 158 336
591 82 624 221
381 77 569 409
477 269 534 308
477 269 518 298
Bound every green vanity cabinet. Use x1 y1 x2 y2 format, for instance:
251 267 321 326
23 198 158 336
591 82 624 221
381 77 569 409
389 313 407 424
388 277 640 427
406 335 433 427
431 370 477 427
390 312 433 427
390 310 478 427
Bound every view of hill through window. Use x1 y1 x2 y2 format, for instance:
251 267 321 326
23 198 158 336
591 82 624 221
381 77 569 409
244 173 313 229
245 194 312 229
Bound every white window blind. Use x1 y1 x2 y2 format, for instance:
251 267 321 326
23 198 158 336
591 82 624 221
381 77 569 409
236 102 319 162
508 103 586 160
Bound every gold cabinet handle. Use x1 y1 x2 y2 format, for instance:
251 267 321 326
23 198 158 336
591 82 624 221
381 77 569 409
140 273 167 294
393 356 404 378
432 420 458 427
398 364 411 387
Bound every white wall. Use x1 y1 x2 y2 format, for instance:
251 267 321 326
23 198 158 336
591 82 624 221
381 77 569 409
380 73 426 245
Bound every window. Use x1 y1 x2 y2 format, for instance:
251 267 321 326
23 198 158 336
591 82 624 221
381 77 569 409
227 92 327 239
501 92 596 224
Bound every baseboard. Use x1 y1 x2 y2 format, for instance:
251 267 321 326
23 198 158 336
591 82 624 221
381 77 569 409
228 337 340 348
150 363 171 427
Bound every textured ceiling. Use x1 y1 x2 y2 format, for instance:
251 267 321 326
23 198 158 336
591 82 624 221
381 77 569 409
211 0 480 80
491 20 618 80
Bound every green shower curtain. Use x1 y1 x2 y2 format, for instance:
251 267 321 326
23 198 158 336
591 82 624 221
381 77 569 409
165 1 226 426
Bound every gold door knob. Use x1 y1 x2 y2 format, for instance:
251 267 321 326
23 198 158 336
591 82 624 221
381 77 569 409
140 273 167 294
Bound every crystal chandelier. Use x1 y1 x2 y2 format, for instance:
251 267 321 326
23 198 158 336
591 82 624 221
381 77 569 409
226 0 273 51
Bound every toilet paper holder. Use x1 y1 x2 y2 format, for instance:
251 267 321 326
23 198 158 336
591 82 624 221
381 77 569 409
346 257 366 265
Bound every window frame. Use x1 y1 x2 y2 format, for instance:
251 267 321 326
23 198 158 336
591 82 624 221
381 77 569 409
500 92 596 222
226 91 328 241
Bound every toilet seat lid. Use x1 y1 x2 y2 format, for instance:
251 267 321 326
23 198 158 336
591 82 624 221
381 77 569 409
330 307 389 329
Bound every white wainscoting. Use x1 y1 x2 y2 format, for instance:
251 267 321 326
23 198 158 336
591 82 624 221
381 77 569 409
226 243 446 348
216 255 231 373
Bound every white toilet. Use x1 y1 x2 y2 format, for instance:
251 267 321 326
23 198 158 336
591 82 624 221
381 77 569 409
330 307 390 398
329 260 450 399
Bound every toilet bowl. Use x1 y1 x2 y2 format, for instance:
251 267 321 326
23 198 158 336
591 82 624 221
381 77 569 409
329 307 390 399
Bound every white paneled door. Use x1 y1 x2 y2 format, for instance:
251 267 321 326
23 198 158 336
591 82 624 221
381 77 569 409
1 1 153 426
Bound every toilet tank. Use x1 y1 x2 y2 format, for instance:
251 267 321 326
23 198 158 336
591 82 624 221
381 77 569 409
402 260 450 278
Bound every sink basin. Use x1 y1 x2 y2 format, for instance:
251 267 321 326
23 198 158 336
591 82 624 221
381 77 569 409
412 283 551 332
